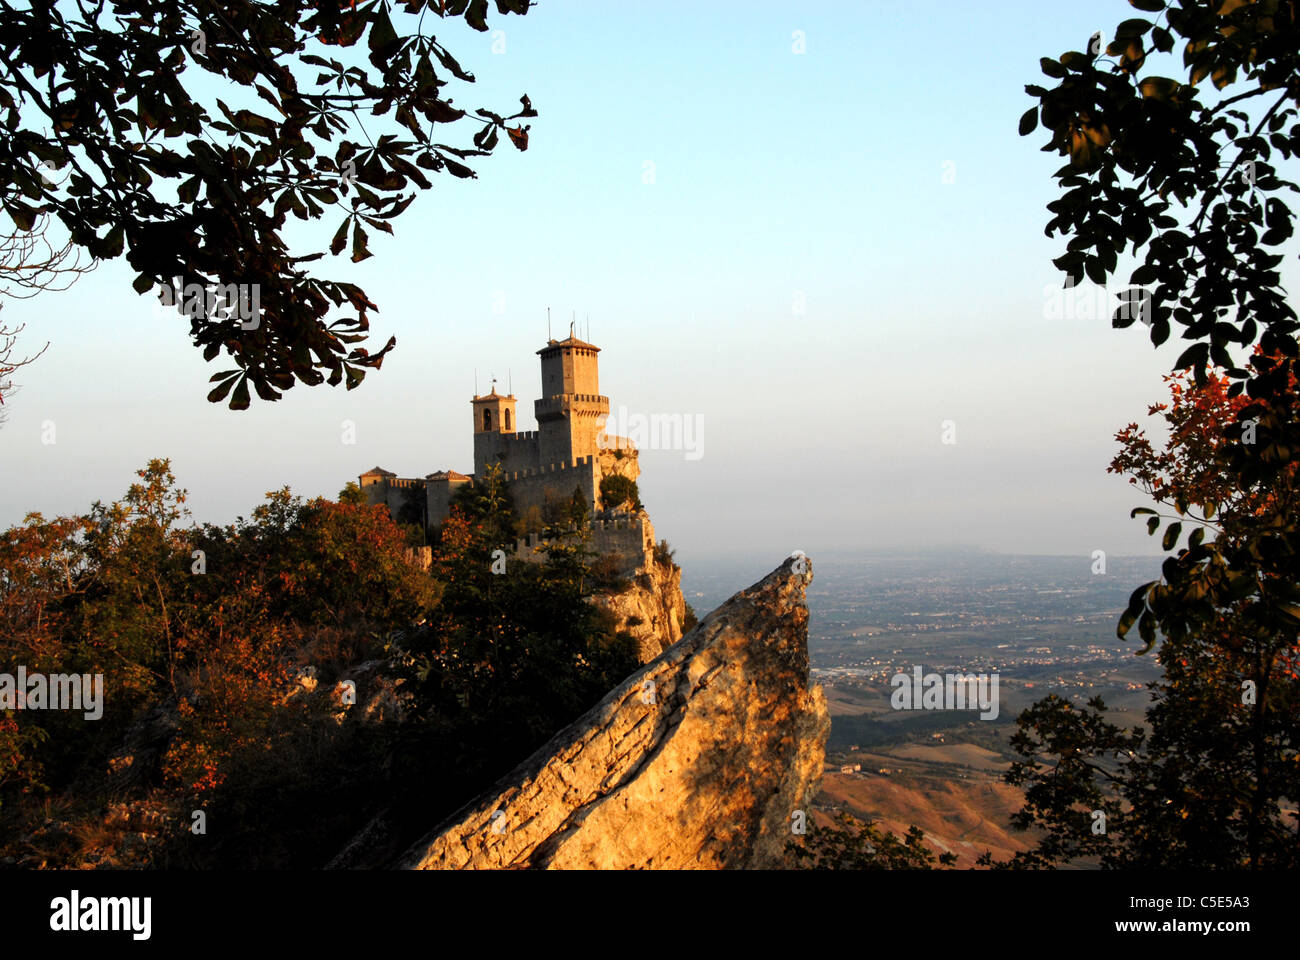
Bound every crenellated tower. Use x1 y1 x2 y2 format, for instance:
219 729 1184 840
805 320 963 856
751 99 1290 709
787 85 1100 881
535 333 609 466
367 334 634 533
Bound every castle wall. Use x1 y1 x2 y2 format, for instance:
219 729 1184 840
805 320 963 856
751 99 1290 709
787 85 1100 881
504 512 654 577
536 396 607 465
360 476 388 507
405 546 433 571
537 419 572 467
386 477 426 526
570 406 605 461
358 477 429 528
590 513 654 571
505 455 599 516
427 475 471 529
360 337 644 555
474 429 541 477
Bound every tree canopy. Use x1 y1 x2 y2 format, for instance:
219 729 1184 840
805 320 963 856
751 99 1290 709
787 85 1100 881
0 0 535 408
1008 0 1300 866
1000 366 1299 868
1023 0 1299 676
0 457 636 867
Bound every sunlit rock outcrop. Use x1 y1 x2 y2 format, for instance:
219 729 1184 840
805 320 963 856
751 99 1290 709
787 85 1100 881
400 554 828 869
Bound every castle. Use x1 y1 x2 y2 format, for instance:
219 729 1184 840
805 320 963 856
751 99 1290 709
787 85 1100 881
358 332 641 535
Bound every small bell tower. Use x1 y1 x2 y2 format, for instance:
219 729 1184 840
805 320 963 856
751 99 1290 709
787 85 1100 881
472 379 518 475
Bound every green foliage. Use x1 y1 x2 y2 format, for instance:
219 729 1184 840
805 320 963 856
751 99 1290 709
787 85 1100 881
1001 667 1299 868
566 486 589 526
395 485 426 533
382 508 637 840
1003 1 1300 870
682 602 699 634
997 375 1300 865
0 0 536 407
599 474 641 511
588 551 631 592
337 481 366 506
512 503 544 538
0 461 431 859
450 462 516 545
0 456 646 867
653 539 676 568
1023 0 1300 649
787 812 957 869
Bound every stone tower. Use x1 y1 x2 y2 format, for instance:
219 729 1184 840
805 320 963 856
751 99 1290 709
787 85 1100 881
536 333 609 466
472 386 518 476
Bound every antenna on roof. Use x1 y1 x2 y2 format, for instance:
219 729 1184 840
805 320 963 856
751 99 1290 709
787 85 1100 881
547 307 551 341
586 314 590 342
474 368 478 396
508 368 512 395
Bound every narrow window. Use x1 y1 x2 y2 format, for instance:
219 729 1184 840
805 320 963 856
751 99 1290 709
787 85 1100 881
484 408 493 431
504 409 512 431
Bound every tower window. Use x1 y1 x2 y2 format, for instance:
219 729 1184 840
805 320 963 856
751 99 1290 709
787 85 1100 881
483 408 493 431
504 409 512 431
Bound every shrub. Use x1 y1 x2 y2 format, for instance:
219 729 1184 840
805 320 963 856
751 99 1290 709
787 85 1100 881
599 474 640 511
682 603 698 634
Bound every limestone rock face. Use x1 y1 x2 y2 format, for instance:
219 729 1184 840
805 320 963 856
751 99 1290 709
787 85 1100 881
400 554 828 869
592 554 686 663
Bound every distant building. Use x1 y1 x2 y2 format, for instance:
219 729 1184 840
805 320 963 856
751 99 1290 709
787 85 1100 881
357 332 640 533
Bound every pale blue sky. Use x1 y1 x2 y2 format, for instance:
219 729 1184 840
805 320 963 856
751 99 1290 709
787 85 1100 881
0 1 1272 567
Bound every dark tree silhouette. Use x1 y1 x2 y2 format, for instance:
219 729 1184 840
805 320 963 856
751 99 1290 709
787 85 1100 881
1005 0 1300 868
0 0 536 409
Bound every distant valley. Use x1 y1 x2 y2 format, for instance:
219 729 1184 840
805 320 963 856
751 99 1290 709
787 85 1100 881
682 551 1166 864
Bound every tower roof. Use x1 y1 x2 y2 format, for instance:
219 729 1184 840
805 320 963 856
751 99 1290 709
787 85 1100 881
426 469 471 482
471 388 516 403
360 466 396 478
537 335 599 355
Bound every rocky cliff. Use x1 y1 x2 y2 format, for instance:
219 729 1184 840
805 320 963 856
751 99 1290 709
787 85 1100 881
508 506 688 664
399 554 829 869
592 551 686 663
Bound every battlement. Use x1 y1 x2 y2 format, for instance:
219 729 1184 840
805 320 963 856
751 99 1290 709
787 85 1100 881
536 394 609 417
355 334 648 537
506 454 596 483
404 546 432 571
503 511 654 575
